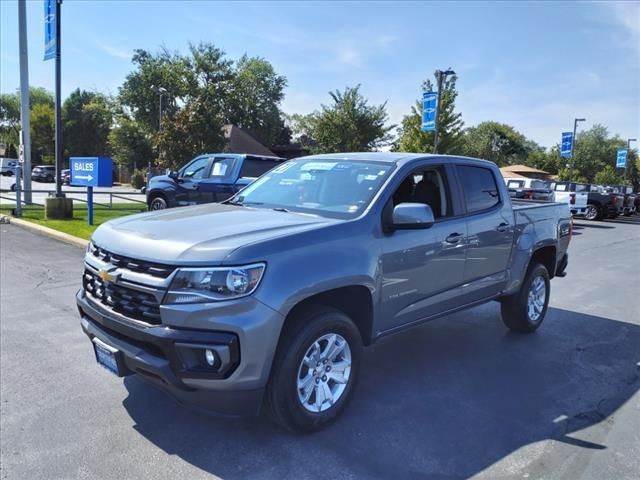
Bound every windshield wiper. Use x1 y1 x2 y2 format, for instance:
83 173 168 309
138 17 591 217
271 207 290 213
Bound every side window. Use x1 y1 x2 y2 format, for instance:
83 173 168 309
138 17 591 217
390 166 450 218
240 159 280 178
181 157 210 180
457 165 500 213
210 157 236 177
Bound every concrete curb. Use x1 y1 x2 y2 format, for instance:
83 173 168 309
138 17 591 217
6 216 88 248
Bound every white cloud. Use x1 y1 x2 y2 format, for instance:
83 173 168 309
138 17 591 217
97 43 131 60
337 46 362 67
376 34 397 47
598 2 640 53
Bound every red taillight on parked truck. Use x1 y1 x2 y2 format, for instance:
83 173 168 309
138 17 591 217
569 193 576 205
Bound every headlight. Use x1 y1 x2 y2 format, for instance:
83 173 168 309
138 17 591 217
164 263 265 304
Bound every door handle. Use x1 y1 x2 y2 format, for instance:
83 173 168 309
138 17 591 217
445 233 463 244
497 222 510 232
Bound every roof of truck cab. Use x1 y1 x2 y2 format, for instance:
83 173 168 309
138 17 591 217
296 152 497 167
200 153 285 161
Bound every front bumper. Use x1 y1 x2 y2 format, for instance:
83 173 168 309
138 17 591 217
77 289 281 416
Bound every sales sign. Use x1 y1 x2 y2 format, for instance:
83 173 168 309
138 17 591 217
70 157 113 187
421 92 437 132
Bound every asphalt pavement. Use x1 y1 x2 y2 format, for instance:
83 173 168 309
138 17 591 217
1 215 639 479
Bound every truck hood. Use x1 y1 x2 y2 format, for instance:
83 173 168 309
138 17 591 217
92 203 333 265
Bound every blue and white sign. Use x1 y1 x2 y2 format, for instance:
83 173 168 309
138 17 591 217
560 132 573 158
70 157 113 187
44 0 56 61
421 92 438 132
616 149 627 168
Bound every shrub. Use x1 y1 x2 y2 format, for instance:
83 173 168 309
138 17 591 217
130 169 146 189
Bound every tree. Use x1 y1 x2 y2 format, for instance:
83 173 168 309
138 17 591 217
226 55 287 146
459 121 529 166
296 85 393 153
108 117 153 170
0 87 55 159
62 89 113 158
30 103 55 163
394 74 464 154
571 124 629 183
594 165 624 185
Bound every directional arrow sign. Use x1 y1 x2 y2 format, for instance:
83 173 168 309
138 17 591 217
616 149 627 168
70 157 112 187
560 132 573 158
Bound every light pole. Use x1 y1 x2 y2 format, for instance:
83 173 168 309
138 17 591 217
432 68 456 154
149 85 168 180
625 138 637 180
568 117 586 183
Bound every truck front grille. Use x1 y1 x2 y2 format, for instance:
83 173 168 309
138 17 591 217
90 244 174 279
83 269 162 324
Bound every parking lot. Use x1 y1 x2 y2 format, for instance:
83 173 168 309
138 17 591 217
1 215 639 480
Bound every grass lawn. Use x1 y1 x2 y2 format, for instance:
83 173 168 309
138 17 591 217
0 202 147 240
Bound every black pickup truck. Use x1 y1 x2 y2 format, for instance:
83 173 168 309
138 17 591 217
584 185 624 221
146 153 284 210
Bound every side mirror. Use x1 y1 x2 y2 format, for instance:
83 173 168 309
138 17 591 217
168 170 179 180
392 203 435 229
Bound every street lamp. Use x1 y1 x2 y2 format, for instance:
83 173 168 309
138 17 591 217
149 85 168 180
568 117 586 183
432 68 456 154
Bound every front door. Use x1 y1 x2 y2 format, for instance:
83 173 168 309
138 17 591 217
198 156 238 203
175 156 211 206
379 164 468 333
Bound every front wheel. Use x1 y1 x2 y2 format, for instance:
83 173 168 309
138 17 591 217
501 262 550 333
265 307 361 432
148 196 167 210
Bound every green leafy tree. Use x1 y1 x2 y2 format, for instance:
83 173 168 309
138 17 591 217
459 121 529 166
108 117 154 170
62 89 113 158
0 87 55 158
30 103 55 163
226 55 287 146
394 74 464 154
594 165 624 185
571 124 623 182
295 85 393 153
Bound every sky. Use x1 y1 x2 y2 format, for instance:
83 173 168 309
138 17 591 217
1 0 639 148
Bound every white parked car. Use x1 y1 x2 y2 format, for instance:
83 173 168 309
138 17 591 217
553 182 589 217
0 158 18 176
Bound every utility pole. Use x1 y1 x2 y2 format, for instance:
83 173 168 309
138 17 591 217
54 0 63 197
568 117 586 183
149 85 167 179
18 0 32 203
432 68 455 154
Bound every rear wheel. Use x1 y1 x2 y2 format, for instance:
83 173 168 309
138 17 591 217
149 195 167 210
46 174 54 182
501 262 550 333
265 307 361 432
584 204 600 221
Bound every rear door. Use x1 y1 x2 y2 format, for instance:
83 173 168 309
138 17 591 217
455 163 514 302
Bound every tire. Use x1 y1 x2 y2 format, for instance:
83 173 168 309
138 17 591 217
501 262 550 334
265 306 362 433
584 204 601 221
148 195 167 210
46 175 54 183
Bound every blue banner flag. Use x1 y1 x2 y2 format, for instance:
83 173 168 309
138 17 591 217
44 0 56 61
560 132 573 158
616 149 627 168
421 92 437 132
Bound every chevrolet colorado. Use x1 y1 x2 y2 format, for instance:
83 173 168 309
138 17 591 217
78 153 571 432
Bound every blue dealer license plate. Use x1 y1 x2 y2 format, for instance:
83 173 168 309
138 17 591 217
93 338 120 376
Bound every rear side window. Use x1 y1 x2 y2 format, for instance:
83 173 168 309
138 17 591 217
457 165 500 213
240 159 280 178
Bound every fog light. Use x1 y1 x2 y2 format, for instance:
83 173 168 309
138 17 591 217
205 349 216 366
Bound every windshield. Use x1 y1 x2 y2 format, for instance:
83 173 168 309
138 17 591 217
233 159 394 219
530 180 551 189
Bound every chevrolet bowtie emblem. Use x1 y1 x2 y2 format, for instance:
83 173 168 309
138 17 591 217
98 268 119 284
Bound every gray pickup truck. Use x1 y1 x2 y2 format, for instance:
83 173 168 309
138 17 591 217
77 153 571 432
